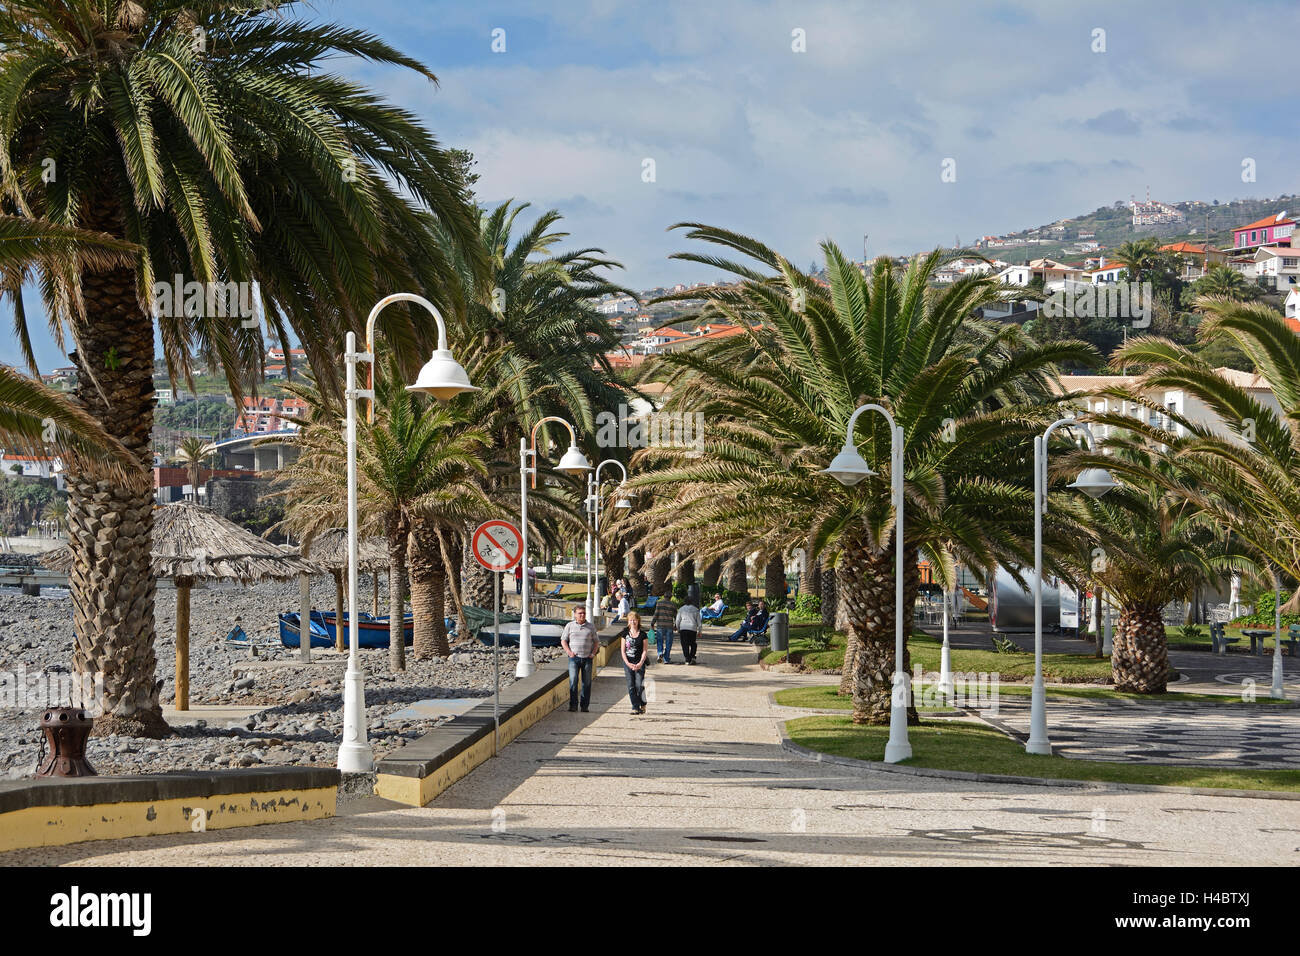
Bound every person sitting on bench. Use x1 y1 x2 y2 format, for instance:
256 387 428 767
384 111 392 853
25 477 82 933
702 593 726 621
727 601 768 642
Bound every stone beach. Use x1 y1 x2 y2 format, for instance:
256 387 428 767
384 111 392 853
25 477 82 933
0 578 558 778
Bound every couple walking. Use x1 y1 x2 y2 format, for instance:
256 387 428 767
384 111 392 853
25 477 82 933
560 588 703 717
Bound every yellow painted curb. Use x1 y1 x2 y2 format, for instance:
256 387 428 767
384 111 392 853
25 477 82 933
0 785 337 852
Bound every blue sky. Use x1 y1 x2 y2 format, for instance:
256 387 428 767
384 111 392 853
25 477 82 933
5 0 1299 370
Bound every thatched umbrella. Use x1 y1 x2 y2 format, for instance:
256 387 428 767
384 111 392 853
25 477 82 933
296 529 387 652
44 502 319 710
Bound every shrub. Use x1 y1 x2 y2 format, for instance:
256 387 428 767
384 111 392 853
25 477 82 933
1233 590 1300 629
792 592 822 621
1176 623 1202 643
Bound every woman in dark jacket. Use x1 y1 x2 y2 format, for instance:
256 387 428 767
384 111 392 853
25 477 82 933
618 611 649 714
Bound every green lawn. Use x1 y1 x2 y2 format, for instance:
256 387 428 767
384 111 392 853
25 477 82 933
762 630 1114 683
786 716 1300 792
774 683 1290 710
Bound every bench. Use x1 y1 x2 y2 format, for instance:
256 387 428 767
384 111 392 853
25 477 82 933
1287 625 1300 657
701 603 728 622
1210 622 1241 655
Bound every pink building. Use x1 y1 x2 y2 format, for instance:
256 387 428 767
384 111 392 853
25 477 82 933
1232 212 1295 250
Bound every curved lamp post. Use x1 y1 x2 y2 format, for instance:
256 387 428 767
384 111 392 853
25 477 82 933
1028 418 1118 755
519 416 591 677
340 293 476 773
821 403 911 764
586 460 631 623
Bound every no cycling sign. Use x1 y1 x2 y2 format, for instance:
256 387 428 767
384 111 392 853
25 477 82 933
470 520 523 573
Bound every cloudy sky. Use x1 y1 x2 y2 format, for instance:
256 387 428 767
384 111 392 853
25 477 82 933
5 0 1298 369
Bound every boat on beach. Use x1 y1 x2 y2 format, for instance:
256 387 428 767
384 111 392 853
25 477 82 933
278 610 414 649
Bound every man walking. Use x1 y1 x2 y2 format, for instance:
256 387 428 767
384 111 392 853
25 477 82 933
651 587 678 664
562 606 599 712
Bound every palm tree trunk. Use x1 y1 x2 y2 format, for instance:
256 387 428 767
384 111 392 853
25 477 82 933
727 556 748 596
821 559 837 628
702 558 722 591
387 521 408 671
764 554 786 603
838 534 917 724
67 255 166 739
627 548 646 603
1112 603 1168 693
409 519 448 659
677 557 695 586
333 569 345 652
461 520 494 609
649 554 669 597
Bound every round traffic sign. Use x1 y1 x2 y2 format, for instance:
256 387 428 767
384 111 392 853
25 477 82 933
471 520 524 572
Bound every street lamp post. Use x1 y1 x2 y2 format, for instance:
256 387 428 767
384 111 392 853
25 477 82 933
340 293 476 773
586 460 631 624
519 416 591 677
821 403 910 764
1028 419 1118 755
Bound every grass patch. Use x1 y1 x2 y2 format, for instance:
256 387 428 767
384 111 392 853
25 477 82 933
786 716 1300 792
775 683 1289 710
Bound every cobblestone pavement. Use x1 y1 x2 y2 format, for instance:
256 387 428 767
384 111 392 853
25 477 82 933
3 638 1298 866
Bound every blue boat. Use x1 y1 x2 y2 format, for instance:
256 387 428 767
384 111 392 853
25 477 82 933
279 610 414 649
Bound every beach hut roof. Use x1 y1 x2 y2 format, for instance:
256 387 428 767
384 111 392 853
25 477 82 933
42 502 321 582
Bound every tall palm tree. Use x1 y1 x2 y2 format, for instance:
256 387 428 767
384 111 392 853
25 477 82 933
630 226 1095 723
0 0 482 734
1109 238 1162 285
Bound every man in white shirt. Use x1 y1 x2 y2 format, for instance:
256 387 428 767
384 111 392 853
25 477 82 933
676 599 702 665
702 592 726 621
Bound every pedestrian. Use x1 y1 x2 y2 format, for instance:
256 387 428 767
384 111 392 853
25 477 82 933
676 596 701 664
514 563 522 595
651 586 678 663
613 590 631 622
619 611 649 714
561 606 599 713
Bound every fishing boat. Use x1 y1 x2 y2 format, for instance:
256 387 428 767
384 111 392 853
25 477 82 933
475 621 567 647
278 610 414 649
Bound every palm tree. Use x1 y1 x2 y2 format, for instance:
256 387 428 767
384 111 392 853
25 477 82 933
1057 446 1230 693
1095 299 1300 594
630 226 1095 723
173 437 213 503
1110 238 1161 285
1195 265 1259 302
0 1 482 734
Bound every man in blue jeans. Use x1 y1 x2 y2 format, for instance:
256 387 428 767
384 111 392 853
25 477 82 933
561 606 599 712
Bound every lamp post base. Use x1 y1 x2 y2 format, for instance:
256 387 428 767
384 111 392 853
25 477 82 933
1026 674 1052 755
883 673 912 763
1271 653 1286 701
938 638 954 703
338 665 374 772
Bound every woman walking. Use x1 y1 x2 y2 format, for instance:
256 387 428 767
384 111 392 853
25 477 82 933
619 611 649 714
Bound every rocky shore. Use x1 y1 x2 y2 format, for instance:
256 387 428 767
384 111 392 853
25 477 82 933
0 579 560 777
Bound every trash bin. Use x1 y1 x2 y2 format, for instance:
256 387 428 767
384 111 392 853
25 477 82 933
770 611 789 652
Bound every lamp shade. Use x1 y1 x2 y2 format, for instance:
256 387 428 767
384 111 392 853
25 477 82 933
821 444 876 486
406 348 478 400
557 444 592 475
1069 467 1119 499
614 497 632 510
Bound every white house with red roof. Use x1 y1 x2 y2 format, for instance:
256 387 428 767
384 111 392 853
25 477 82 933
1086 261 1128 284
1251 245 1300 291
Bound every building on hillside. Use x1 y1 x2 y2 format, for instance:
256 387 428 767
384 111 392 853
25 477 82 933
1232 212 1295 252
1285 288 1300 319
1250 245 1300 291
0 453 63 489
1160 241 1228 280
996 259 1083 291
1056 367 1280 443
1086 261 1128 284
1130 198 1185 228
234 396 307 435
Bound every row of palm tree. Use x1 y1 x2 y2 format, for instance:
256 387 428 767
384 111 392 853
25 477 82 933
624 225 1299 718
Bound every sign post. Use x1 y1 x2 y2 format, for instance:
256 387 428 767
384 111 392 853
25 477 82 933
471 520 524 756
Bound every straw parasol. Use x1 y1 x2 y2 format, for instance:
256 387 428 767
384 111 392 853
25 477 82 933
295 528 387 651
44 502 319 710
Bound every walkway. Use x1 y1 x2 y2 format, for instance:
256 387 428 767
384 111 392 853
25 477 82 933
3 637 1298 865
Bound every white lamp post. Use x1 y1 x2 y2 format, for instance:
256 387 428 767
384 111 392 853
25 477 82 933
821 403 911 764
1028 419 1118 755
519 416 591 677
340 293 476 773
1271 571 1286 700
586 460 630 624
939 574 954 702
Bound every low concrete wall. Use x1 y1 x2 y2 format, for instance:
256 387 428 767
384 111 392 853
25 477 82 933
375 629 622 807
0 766 339 852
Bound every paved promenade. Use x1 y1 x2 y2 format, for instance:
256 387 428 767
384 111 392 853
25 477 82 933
3 637 1299 866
